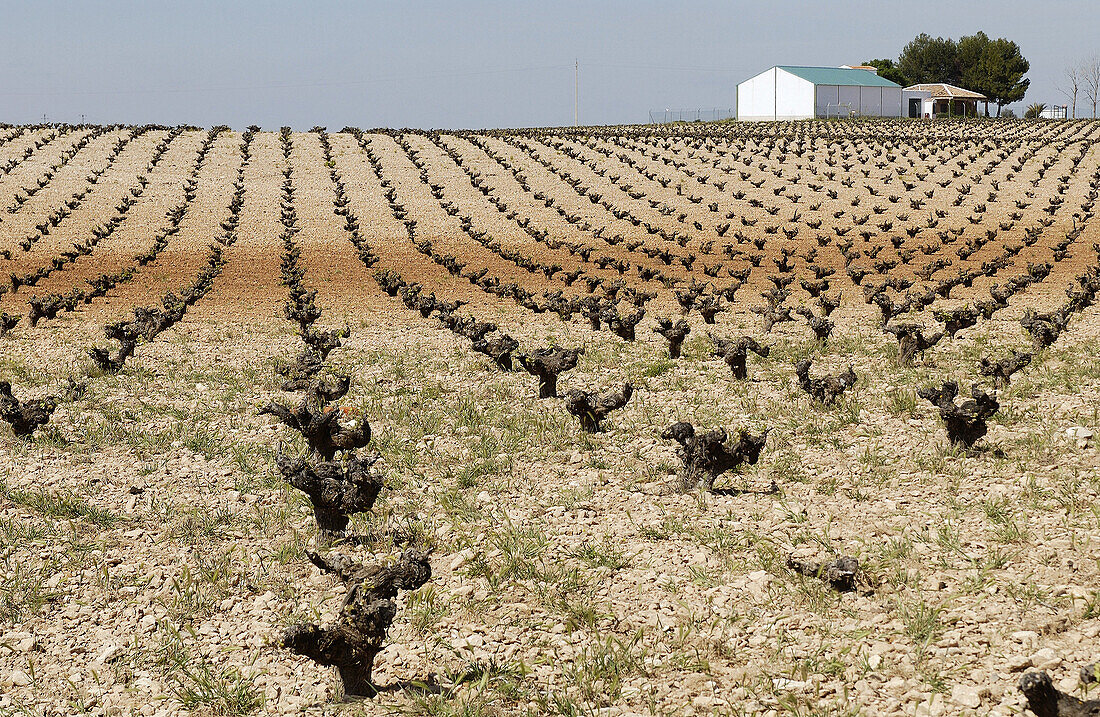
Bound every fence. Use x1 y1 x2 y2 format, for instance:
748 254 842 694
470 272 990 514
648 108 734 124
824 103 856 119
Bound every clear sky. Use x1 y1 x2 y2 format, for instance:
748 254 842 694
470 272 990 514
1 0 1093 129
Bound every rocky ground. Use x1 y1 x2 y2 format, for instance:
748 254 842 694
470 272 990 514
1 295 1099 717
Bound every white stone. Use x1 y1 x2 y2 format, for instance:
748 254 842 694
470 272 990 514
96 643 122 664
1066 426 1093 440
3 632 35 652
1011 630 1039 647
1030 647 1061 670
692 695 716 709
950 685 981 709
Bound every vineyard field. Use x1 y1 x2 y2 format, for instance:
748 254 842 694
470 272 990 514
2 119 1100 717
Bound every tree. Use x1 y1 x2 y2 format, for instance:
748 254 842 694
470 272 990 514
1083 55 1100 118
894 32 1030 116
981 37 1030 115
957 32 994 115
898 34 959 85
1024 102 1047 119
955 33 1030 115
956 32 992 93
1059 64 1082 118
863 58 908 86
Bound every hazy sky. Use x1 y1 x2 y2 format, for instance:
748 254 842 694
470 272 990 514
2 1 1093 129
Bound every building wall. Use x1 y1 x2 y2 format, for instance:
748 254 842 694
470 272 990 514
736 68 776 121
737 68 814 120
775 69 814 119
902 90 932 118
860 86 883 116
817 85 900 117
881 87 903 117
838 85 861 116
815 85 840 117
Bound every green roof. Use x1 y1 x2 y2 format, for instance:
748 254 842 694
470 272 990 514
776 66 901 88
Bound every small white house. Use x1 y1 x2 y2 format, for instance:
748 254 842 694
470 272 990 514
736 66 914 121
903 84 988 117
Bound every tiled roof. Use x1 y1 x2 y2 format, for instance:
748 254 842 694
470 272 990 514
904 83 987 100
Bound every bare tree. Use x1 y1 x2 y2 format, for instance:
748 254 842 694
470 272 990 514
1083 55 1100 118
1059 63 1082 118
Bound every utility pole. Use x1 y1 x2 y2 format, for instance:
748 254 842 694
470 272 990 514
574 59 579 127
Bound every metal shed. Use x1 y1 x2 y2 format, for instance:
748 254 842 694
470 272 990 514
736 66 908 121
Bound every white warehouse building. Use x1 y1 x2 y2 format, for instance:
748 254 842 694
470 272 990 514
737 65 918 121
